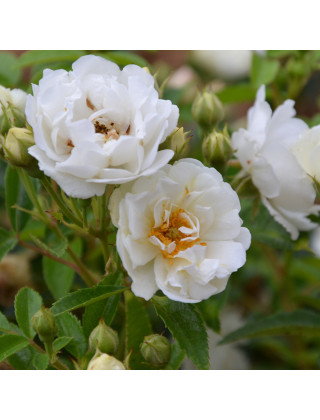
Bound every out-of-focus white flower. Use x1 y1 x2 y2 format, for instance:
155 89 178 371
109 159 250 303
232 85 320 240
310 227 320 257
183 308 250 370
0 85 27 116
26 55 179 199
87 353 125 370
292 125 320 184
190 50 253 81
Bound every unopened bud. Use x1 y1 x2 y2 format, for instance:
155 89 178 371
164 127 190 158
192 89 224 131
202 126 233 171
89 318 119 355
140 334 171 367
87 352 125 370
3 127 36 168
32 306 57 343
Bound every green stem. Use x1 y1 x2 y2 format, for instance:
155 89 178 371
41 177 82 227
29 340 70 370
17 168 46 220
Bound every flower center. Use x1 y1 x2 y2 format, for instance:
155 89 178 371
149 207 206 261
94 121 120 141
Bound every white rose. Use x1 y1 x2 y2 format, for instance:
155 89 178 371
232 85 320 240
0 85 27 116
26 55 179 199
190 50 253 81
109 159 250 303
291 125 320 184
87 353 125 370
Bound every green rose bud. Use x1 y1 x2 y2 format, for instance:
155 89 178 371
89 318 119 355
87 352 125 370
202 125 233 171
32 306 57 343
192 88 224 131
3 127 40 177
140 334 171 367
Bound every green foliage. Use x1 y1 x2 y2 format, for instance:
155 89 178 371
0 227 17 261
240 199 293 250
124 290 153 369
30 234 68 258
197 283 230 333
51 285 127 315
165 341 185 370
220 310 320 345
17 50 86 68
43 237 82 299
14 287 43 339
0 52 22 87
82 273 123 338
54 312 87 359
217 84 257 104
250 53 280 89
98 51 148 68
5 165 33 232
0 334 30 362
152 296 209 370
53 336 73 352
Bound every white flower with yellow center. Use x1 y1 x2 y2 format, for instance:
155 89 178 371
109 159 250 303
25 55 179 198
232 85 320 240
292 125 320 185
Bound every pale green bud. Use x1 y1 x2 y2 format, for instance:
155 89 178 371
32 306 57 343
87 352 125 370
89 318 119 355
165 127 190 158
140 334 171 367
192 89 224 131
202 126 233 171
3 127 36 168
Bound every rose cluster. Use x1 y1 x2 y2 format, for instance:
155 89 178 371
22 54 252 303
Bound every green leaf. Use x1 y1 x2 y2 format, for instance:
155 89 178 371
98 51 148 68
216 83 257 104
0 228 17 261
250 54 280 89
0 311 10 332
43 237 82 299
219 310 320 345
52 285 127 315
0 52 22 86
55 312 87 359
17 50 86 68
125 290 153 369
82 273 123 338
32 352 49 370
295 295 320 312
152 296 209 370
30 234 68 258
14 287 43 338
165 341 185 370
267 50 297 59
53 336 73 352
5 166 33 232
7 346 37 370
197 282 231 333
0 334 30 362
